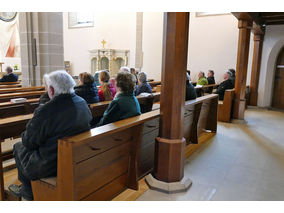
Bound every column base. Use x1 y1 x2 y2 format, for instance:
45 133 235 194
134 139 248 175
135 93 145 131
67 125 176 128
232 119 247 124
145 174 192 194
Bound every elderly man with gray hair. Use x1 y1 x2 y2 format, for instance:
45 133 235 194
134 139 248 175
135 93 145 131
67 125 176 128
215 70 234 100
9 70 92 201
135 71 152 96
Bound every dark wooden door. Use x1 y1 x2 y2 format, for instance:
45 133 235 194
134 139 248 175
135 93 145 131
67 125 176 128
272 48 284 109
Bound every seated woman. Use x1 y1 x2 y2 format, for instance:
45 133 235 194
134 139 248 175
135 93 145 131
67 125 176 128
197 71 208 86
74 72 99 104
98 70 116 101
135 71 152 96
97 71 141 126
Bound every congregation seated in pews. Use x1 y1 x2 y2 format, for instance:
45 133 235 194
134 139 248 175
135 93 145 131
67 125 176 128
0 66 219 201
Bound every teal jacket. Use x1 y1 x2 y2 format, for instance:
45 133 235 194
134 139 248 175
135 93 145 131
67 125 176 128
98 92 141 126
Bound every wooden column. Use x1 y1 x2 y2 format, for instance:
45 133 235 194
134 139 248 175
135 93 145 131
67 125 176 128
249 34 264 106
233 19 252 120
154 12 189 182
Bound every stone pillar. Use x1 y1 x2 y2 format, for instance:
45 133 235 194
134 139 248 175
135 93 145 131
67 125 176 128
19 12 64 86
233 19 252 120
146 13 192 194
249 34 264 106
135 12 143 70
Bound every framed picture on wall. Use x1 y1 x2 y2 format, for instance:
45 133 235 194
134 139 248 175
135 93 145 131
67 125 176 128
68 12 94 28
196 12 230 17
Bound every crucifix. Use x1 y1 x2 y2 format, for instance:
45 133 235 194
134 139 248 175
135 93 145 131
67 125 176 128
101 39 106 49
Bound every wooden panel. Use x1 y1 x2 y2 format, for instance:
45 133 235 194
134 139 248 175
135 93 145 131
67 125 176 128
138 127 159 178
0 114 33 141
142 117 159 135
82 174 127 201
74 128 133 163
197 99 211 135
75 143 130 199
218 89 235 122
31 180 57 201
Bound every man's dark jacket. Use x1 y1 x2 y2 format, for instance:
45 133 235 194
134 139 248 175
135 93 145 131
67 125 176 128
74 83 99 104
206 77 216 93
216 79 234 100
185 81 197 101
13 93 93 180
0 73 18 82
207 76 215 85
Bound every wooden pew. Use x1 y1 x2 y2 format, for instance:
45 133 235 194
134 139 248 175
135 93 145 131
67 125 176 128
0 86 45 94
0 91 45 103
0 84 21 89
0 94 218 200
138 94 218 179
31 110 160 201
0 114 33 200
218 89 235 122
0 98 39 119
0 82 20 85
149 81 161 88
89 92 161 119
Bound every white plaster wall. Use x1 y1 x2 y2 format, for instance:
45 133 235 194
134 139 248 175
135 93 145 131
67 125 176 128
187 13 254 84
258 25 284 107
141 12 163 81
63 12 136 76
140 12 255 83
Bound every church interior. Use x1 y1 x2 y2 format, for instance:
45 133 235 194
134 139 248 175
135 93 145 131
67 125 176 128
0 6 284 209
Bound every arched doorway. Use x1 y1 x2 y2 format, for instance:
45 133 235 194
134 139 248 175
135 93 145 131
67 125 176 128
272 47 284 109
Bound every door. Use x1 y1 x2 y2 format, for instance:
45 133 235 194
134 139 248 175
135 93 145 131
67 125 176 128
272 48 284 109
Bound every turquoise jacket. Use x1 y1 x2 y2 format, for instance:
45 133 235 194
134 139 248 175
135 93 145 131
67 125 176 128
98 92 141 126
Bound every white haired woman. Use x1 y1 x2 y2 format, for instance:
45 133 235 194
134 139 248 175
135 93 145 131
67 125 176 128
135 71 152 96
9 70 93 201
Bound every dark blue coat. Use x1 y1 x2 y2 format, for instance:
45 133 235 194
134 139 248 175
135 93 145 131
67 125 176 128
0 73 18 82
74 83 99 104
185 81 197 101
98 92 141 126
13 93 93 180
135 82 152 96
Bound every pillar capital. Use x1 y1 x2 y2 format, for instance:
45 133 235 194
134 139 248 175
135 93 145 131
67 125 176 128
238 19 253 29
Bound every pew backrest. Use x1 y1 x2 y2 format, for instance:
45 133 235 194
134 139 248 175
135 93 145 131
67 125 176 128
0 86 45 94
0 91 45 103
217 89 235 122
0 84 21 89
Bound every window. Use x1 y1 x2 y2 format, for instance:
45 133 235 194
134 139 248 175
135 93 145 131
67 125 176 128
68 12 94 28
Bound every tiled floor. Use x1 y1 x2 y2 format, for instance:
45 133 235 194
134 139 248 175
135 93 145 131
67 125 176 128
137 108 284 201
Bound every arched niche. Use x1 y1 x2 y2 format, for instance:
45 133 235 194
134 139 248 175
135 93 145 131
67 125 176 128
100 57 109 70
259 38 284 107
91 57 97 75
112 57 125 75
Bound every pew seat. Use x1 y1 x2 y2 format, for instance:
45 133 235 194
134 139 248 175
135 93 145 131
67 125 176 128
217 89 235 122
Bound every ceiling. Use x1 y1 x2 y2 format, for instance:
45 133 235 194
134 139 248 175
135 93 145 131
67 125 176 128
248 12 284 26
